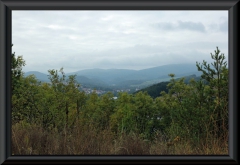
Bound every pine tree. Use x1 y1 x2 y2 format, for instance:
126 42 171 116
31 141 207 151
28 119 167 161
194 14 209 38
196 47 228 139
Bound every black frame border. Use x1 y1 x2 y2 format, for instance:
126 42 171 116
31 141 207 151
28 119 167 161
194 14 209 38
0 0 239 164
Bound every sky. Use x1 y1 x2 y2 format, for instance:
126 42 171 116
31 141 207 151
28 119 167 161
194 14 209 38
12 10 228 74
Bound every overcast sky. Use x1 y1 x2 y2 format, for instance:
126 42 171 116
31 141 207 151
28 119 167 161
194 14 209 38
12 10 228 74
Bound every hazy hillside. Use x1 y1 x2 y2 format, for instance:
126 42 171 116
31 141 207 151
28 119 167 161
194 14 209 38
24 71 50 82
75 75 111 90
68 63 202 85
67 68 137 85
24 71 111 90
25 63 202 90
122 64 201 81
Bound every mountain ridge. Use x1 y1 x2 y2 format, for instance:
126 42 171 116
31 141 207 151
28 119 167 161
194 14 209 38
24 63 202 89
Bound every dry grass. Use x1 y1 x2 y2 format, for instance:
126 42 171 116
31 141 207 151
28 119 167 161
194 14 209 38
12 122 228 155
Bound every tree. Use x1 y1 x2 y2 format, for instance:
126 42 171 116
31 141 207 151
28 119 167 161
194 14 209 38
160 74 202 140
12 75 42 124
196 47 228 139
11 44 26 95
110 92 137 135
47 67 83 131
159 47 228 142
133 91 158 139
109 91 160 139
11 44 28 124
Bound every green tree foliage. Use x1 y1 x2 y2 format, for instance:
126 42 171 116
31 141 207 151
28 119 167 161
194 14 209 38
12 75 41 124
46 68 85 131
110 92 163 139
196 47 228 139
11 44 26 122
160 74 209 141
11 44 26 94
158 47 228 143
94 92 115 130
132 91 159 139
110 92 136 134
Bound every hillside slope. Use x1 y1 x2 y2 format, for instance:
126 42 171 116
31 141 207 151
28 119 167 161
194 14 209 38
134 74 202 98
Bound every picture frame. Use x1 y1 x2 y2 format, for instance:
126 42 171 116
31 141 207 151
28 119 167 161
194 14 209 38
0 0 239 164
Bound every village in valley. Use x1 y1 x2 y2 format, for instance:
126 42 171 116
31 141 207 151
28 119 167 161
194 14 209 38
80 86 139 97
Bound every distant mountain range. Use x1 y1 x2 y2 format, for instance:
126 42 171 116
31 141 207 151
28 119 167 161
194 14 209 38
24 63 202 90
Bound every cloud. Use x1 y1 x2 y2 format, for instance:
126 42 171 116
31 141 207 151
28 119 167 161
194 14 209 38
219 20 228 32
177 21 206 32
154 21 206 32
206 16 228 33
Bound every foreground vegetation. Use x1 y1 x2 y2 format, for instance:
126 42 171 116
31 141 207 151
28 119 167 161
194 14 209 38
11 46 228 155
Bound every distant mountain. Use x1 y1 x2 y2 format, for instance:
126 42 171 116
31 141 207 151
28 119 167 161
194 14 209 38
68 64 202 85
24 71 110 89
24 71 49 82
114 79 146 87
75 75 111 90
24 63 203 90
67 68 137 85
122 64 201 81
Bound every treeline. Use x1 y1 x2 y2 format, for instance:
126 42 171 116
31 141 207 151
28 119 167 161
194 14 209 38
11 46 228 155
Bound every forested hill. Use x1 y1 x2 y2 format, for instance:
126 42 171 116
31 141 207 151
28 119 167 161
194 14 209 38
135 81 169 98
135 74 202 98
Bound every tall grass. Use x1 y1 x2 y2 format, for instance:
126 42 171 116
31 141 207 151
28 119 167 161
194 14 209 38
12 121 228 155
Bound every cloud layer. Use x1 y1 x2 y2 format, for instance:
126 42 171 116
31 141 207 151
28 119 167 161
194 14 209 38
154 21 206 32
12 11 228 74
